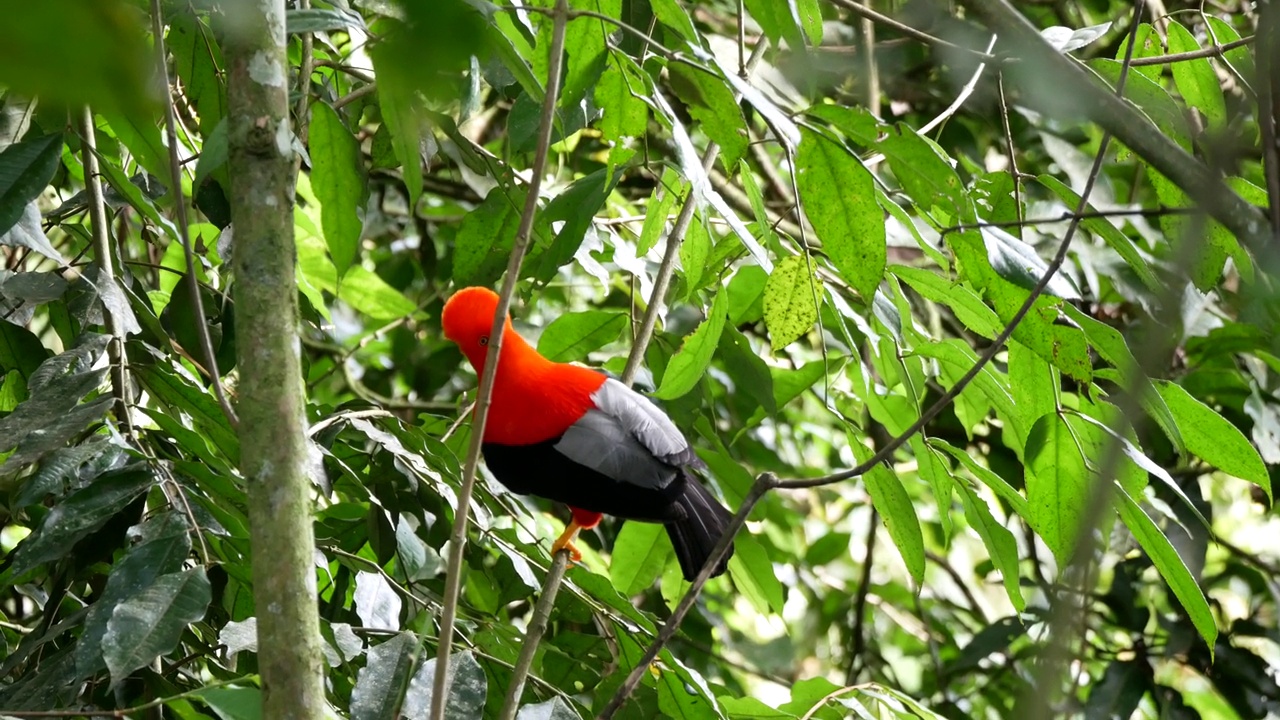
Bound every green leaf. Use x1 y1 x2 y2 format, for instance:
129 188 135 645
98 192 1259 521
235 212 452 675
1166 22 1227 131
1114 482 1218 650
1204 16 1255 84
889 265 999 339
0 0 152 117
878 124 973 225
1036 175 1159 291
195 687 263 720
536 168 621 282
100 109 169 193
649 0 700 43
796 128 884 298
719 696 797 719
338 266 417 320
1024 413 1089 565
7 466 155 579
0 321 48 381
561 1 619 109
932 439 1030 520
402 649 487 718
0 132 62 237
351 633 417 720
655 290 728 400
286 7 366 34
102 568 211 685
1155 380 1271 502
763 254 820 351
638 168 683 256
610 521 673 595
718 325 775 415
728 265 767 324
727 531 783 614
135 364 240 464
679 212 712 294
310 102 365 279
515 698 582 720
1008 339 1056 434
537 310 628 362
1090 60 1192 150
859 439 925 585
595 59 648 143
771 359 826 409
371 71 423 212
668 63 748 169
77 513 191 676
955 478 1025 611
452 188 522 287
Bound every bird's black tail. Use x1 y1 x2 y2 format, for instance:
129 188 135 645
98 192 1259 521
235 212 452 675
665 480 735 581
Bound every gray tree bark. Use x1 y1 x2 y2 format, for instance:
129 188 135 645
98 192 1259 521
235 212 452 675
222 1 326 716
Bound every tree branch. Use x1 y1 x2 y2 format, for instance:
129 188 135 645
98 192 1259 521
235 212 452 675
75 107 132 430
429 2 569 719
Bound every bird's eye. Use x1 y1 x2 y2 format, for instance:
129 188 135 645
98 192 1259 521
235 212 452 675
479 335 489 346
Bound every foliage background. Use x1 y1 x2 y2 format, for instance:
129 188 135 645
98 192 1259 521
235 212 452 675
1 0 1278 718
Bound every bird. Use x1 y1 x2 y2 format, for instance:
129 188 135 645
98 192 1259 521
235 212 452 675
440 286 735 580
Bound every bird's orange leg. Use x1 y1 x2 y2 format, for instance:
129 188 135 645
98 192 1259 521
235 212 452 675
551 520 583 562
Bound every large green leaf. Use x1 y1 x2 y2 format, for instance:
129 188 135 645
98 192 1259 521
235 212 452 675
1113 482 1218 650
102 567 211 685
796 128 884 298
1165 21 1226 131
310 101 365 279
668 63 748 170
859 438 925 585
351 633 418 720
655 289 728 400
1024 413 1089 565
0 132 62 237
1156 380 1271 502
7 466 155 579
537 310 628 363
611 521 673 596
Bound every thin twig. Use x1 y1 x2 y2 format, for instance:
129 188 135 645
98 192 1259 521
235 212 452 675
1126 34 1253 66
845 508 878 685
598 474 778 718
75 107 133 431
497 552 570 719
620 38 770 385
428 3 570 719
822 0 996 60
151 0 239 429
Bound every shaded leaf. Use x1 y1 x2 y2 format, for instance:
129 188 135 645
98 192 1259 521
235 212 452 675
103 568 211 685
1114 482 1218 650
0 132 62 237
402 649 488 718
310 101 365 279
351 632 417 720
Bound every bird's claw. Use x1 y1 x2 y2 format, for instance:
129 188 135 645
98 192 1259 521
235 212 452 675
551 521 583 563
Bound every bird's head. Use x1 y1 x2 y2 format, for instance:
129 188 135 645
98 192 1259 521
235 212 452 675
441 286 515 373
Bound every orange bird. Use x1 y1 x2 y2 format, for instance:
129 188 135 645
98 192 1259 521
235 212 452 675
441 287 734 580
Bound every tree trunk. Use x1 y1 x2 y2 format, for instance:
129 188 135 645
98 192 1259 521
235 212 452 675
222 1 326 716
